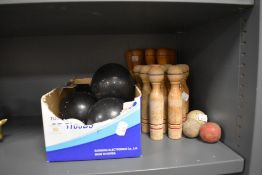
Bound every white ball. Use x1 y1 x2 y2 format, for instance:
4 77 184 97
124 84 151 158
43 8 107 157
183 118 202 138
187 110 207 126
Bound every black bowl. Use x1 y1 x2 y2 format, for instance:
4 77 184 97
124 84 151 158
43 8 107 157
87 97 124 124
91 63 135 101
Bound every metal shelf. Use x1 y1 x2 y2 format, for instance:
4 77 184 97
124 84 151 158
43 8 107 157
0 0 254 5
0 121 244 175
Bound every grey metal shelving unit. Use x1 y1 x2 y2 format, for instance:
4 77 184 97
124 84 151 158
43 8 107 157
0 0 261 175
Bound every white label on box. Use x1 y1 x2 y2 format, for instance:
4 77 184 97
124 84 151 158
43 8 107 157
181 92 189 101
116 121 128 136
132 56 139 62
198 114 208 122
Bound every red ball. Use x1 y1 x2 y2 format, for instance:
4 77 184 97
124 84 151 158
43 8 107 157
199 122 221 143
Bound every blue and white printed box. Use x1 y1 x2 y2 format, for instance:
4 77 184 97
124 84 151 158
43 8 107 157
41 81 142 162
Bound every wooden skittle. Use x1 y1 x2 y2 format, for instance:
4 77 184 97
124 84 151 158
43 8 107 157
160 65 169 134
145 48 156 65
163 64 172 93
177 64 190 122
140 65 151 133
148 65 164 140
156 48 171 65
167 65 184 139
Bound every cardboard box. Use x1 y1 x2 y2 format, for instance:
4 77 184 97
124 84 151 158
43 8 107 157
41 79 142 162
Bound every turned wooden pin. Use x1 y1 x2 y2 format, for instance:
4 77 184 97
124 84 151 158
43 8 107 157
145 48 156 65
156 48 171 65
140 65 151 133
160 65 168 134
163 64 172 93
148 65 164 140
178 64 190 122
167 65 184 139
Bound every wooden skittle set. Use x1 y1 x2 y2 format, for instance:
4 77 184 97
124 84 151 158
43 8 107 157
126 48 190 140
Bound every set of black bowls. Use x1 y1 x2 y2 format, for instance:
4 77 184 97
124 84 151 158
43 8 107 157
59 63 135 124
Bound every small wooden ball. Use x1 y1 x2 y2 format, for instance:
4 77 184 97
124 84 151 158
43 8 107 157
182 118 202 138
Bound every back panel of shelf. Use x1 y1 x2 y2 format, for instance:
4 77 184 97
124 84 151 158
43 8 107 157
0 34 177 116
0 2 253 37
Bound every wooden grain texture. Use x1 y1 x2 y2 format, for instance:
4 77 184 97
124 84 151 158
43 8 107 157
162 65 172 133
156 48 171 65
167 65 184 139
148 65 164 140
178 64 190 122
140 65 151 133
145 48 156 65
